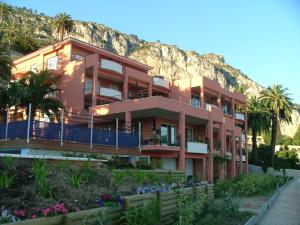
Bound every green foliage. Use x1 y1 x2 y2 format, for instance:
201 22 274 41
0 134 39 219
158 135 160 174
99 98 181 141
276 148 300 169
71 170 81 189
80 160 98 182
196 192 252 225
2 156 17 172
31 160 52 197
176 190 207 225
107 156 134 169
122 200 159 225
111 170 126 192
0 156 17 188
133 170 147 186
52 12 74 41
146 172 159 185
215 174 289 197
292 126 300 145
94 209 111 225
0 170 15 188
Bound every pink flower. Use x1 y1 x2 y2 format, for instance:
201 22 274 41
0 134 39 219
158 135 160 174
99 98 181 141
41 208 52 216
75 207 80 212
14 209 26 217
32 214 37 219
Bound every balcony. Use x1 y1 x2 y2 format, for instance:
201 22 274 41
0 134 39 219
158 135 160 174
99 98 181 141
235 112 245 121
205 103 219 110
153 76 170 89
99 87 122 100
100 59 123 74
187 142 208 154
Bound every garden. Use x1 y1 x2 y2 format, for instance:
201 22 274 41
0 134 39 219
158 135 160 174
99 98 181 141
0 155 189 224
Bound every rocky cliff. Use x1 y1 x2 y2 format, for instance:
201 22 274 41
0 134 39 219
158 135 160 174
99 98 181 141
6 7 300 137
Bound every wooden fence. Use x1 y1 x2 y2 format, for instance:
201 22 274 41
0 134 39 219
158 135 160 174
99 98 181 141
4 184 214 225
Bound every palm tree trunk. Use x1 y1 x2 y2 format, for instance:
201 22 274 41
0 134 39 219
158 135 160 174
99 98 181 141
252 128 258 164
271 114 278 168
13 106 18 121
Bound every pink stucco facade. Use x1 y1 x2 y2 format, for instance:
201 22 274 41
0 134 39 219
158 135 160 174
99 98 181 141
12 38 248 181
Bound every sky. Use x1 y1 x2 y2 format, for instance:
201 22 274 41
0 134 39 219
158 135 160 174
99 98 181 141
6 0 300 103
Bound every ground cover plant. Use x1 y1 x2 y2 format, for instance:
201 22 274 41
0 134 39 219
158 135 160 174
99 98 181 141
215 173 290 198
0 156 185 223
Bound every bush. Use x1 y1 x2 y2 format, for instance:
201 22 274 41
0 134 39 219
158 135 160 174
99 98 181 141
106 156 134 169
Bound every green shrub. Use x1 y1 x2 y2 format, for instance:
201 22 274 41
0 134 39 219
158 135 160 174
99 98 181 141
0 170 15 188
31 160 52 197
107 156 134 169
122 200 159 225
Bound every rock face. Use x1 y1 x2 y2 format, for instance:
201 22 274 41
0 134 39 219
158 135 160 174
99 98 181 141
7 7 300 137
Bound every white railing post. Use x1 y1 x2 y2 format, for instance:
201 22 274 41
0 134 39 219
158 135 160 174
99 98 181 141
5 109 9 140
26 103 32 143
90 114 94 148
116 118 119 149
60 109 64 146
138 122 141 150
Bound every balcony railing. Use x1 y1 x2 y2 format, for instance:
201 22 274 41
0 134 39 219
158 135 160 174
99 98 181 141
99 87 122 100
235 112 245 120
153 76 170 89
100 59 123 74
205 103 219 110
187 142 208 154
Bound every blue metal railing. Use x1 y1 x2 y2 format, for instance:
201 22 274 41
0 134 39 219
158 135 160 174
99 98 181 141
0 120 139 148
0 123 5 139
93 128 116 146
7 121 28 140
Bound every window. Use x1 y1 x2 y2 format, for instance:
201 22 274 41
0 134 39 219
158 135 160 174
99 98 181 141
186 128 193 142
74 54 82 60
161 124 176 146
47 56 58 70
30 64 38 73
84 78 93 94
191 95 200 108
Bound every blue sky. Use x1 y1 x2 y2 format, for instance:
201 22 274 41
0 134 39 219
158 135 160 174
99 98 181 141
7 0 300 103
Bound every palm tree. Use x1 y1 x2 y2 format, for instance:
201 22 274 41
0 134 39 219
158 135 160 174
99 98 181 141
0 3 13 24
19 70 64 121
247 96 271 163
2 21 20 50
0 46 13 81
52 13 74 41
233 84 249 94
260 85 295 167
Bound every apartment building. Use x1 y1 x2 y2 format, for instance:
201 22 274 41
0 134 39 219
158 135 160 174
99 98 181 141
7 38 248 182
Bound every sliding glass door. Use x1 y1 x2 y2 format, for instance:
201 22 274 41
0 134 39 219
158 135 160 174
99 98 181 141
161 124 176 146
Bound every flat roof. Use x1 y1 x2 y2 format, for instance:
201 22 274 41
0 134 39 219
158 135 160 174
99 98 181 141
13 37 152 71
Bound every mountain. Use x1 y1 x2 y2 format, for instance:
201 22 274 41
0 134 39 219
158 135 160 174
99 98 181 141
4 6 300 137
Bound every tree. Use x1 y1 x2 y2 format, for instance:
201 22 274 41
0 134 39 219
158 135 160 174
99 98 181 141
247 96 270 163
19 70 64 120
52 13 74 41
292 126 300 145
0 46 13 81
260 85 295 168
2 21 20 50
233 84 249 94
0 3 13 24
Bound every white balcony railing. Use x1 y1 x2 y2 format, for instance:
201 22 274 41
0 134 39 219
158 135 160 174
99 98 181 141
205 103 219 111
99 87 122 100
153 76 170 89
100 59 123 74
235 112 245 120
187 142 208 154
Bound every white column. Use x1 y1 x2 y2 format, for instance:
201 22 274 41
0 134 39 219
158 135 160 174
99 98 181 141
5 109 9 140
60 109 64 146
116 118 119 149
90 114 94 148
26 103 32 143
138 122 141 150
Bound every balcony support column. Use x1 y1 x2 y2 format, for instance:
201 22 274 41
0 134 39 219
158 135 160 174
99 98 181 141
200 87 205 109
125 111 132 133
208 114 214 183
203 157 207 180
217 92 221 108
220 119 225 181
92 66 98 106
123 73 128 100
232 98 235 118
239 137 243 175
178 111 186 172
231 131 237 178
244 105 249 174
148 82 153 97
